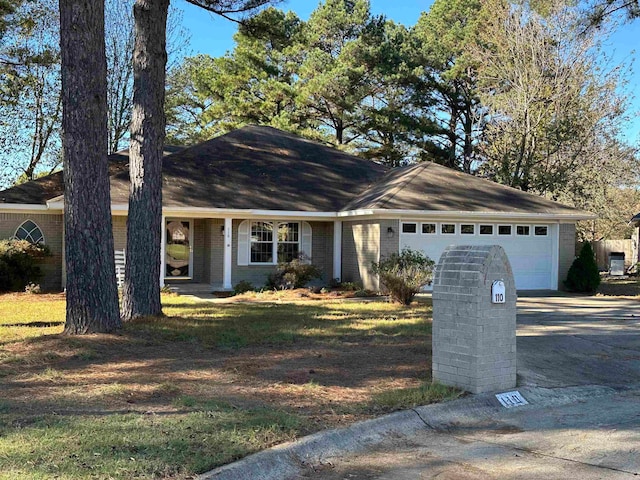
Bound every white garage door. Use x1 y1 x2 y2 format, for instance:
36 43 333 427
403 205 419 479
399 221 556 290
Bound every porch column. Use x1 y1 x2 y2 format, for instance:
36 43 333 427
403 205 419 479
223 217 232 289
160 214 166 287
333 220 342 282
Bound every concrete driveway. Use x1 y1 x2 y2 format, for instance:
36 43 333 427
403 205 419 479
517 295 640 389
202 295 640 480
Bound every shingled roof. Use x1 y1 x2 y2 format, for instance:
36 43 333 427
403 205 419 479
0 146 184 205
346 161 586 216
0 125 590 217
106 125 388 211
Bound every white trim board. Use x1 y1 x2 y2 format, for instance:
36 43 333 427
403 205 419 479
13 202 595 222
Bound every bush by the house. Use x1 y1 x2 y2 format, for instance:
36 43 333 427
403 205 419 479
0 239 50 292
266 254 322 289
336 281 361 291
233 280 255 295
372 248 435 305
564 242 600 292
24 282 41 294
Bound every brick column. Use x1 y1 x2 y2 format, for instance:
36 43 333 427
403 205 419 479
432 245 517 394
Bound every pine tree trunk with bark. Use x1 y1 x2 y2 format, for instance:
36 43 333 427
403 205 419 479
59 0 121 334
121 0 169 321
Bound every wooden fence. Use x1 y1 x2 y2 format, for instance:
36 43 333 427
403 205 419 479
582 239 635 271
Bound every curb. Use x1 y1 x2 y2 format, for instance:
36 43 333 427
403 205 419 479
198 384 618 480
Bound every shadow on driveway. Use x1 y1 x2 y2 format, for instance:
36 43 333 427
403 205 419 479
517 296 640 389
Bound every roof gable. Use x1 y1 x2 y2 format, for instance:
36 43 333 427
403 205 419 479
347 161 587 216
108 125 388 211
0 126 590 218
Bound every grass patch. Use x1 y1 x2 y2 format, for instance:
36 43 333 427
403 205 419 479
145 296 431 348
0 407 304 480
0 292 437 479
371 382 464 410
0 294 65 344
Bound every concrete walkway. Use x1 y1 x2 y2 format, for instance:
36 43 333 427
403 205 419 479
199 295 640 480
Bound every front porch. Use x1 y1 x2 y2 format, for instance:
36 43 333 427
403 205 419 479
156 216 339 292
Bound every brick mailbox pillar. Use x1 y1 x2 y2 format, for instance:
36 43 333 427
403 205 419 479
432 245 517 394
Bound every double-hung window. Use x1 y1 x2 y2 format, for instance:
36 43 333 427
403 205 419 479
277 222 299 262
250 221 301 264
250 221 274 263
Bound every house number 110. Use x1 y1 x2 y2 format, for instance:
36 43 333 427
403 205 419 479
492 280 506 304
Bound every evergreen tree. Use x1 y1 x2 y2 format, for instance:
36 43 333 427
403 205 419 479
564 242 601 293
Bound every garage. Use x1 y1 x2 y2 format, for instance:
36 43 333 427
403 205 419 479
399 221 557 290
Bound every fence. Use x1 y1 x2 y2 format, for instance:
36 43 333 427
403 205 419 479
581 239 636 271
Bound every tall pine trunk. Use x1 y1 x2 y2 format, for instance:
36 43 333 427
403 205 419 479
121 0 169 321
60 0 121 334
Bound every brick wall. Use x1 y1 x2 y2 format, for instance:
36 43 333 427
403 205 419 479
0 212 63 291
112 216 127 251
209 219 224 285
192 219 207 283
341 220 381 291
231 220 333 288
379 219 399 260
558 223 576 289
311 221 333 282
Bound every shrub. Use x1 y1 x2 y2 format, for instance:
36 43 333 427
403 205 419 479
337 281 361 291
266 254 322 289
372 248 435 305
24 282 41 294
0 239 50 292
564 242 600 292
233 280 255 295
353 289 375 298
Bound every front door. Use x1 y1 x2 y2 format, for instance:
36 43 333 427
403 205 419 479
165 219 192 279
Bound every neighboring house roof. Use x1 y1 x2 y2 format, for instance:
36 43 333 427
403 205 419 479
0 125 591 218
346 161 586 216
630 213 640 227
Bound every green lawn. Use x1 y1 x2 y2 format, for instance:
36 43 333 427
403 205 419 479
0 293 456 479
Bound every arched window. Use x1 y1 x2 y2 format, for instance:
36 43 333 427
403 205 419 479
14 220 45 244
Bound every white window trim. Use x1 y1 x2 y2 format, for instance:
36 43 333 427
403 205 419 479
441 223 456 235
421 222 437 235
534 225 549 237
401 221 419 235
164 218 193 279
516 224 531 236
497 224 513 236
14 219 45 244
249 220 301 265
479 224 495 236
459 223 476 236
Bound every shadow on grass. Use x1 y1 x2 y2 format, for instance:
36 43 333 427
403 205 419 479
2 321 64 328
0 297 440 479
1 299 433 389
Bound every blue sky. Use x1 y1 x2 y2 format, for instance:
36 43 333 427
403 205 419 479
176 0 640 143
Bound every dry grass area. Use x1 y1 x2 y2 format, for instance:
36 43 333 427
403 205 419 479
0 292 455 479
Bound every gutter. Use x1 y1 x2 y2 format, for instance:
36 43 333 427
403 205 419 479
6 203 595 223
